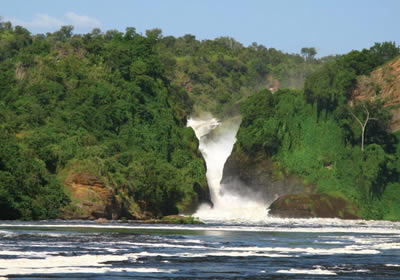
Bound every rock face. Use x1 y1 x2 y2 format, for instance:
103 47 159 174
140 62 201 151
352 57 400 131
268 194 359 219
221 150 312 204
62 172 122 220
61 169 209 220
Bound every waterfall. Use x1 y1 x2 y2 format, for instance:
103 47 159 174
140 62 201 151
187 114 267 223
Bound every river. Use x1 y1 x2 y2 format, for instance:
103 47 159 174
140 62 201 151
1 219 400 279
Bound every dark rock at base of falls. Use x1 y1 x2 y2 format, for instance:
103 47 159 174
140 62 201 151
221 150 312 205
268 193 359 219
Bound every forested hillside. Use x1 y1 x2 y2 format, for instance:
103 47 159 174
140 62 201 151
0 23 322 220
232 42 400 220
0 23 210 220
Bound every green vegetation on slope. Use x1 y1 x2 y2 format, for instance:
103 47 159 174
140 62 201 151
0 23 207 220
235 42 400 220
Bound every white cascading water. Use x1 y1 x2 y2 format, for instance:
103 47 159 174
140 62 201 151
187 114 267 223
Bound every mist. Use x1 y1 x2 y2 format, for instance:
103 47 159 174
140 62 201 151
188 114 267 223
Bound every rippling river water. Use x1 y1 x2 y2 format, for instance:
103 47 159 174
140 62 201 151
1 218 400 279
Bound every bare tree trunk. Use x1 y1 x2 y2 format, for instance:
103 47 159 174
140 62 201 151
349 104 376 152
361 126 365 152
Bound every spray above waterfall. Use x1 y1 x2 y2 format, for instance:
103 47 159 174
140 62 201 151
188 114 267 223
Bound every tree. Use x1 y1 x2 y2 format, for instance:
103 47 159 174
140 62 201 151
146 28 163 42
124 27 137 40
369 42 400 66
349 103 377 152
301 47 317 60
53 25 73 42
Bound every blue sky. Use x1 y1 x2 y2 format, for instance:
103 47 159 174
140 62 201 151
2 0 399 57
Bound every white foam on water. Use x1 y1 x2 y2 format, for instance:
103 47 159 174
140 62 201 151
320 241 344 244
36 232 69 238
371 242 400 250
0 254 130 275
2 222 400 234
277 267 336 275
127 242 206 249
0 230 12 236
0 253 177 276
167 238 206 244
132 250 290 258
324 235 400 251
0 250 50 259
131 245 378 259
107 268 177 273
385 264 400 267
134 251 175 258
193 200 267 223
116 244 378 259
177 251 291 258
220 245 379 255
23 244 76 249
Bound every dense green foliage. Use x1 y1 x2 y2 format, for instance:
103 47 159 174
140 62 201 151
0 21 328 220
152 32 324 117
236 42 400 220
0 23 208 219
0 127 69 219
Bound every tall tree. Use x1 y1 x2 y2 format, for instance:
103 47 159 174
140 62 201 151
301 47 317 60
